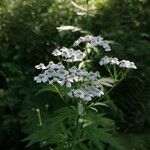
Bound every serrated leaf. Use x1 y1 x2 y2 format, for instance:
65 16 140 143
25 107 77 147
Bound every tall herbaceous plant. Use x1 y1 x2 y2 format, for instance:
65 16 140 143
28 34 137 149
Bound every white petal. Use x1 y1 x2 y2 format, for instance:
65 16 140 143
66 82 71 88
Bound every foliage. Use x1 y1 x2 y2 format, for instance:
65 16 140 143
25 106 123 150
112 76 150 130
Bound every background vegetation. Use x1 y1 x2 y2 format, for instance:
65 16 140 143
0 0 150 149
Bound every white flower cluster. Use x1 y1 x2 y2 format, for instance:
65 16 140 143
34 34 137 102
73 35 111 51
34 62 104 101
35 63 47 70
34 61 75 87
68 83 104 101
99 56 137 69
52 47 86 62
119 60 137 69
99 56 119 65
69 66 100 81
68 67 104 101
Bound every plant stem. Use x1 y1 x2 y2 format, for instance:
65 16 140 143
72 115 80 149
105 65 115 83
52 84 64 101
36 108 42 126
98 69 130 102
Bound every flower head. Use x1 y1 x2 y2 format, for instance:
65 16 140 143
52 47 86 62
34 34 137 103
73 35 111 51
35 63 47 70
99 56 111 65
34 74 48 83
99 56 136 69
119 60 137 69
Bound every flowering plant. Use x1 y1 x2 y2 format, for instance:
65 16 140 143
34 35 136 102
28 35 136 149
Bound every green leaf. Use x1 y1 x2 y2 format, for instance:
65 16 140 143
34 85 56 98
25 107 77 147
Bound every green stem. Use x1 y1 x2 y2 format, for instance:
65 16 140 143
67 61 69 70
105 65 115 83
36 108 42 126
52 84 64 101
113 65 117 79
72 115 80 149
98 69 130 102
52 84 75 110
116 70 123 80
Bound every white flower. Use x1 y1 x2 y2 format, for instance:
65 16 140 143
44 69 55 78
56 69 69 79
99 56 111 65
52 47 85 62
91 36 103 47
83 95 92 101
99 56 137 69
73 41 80 47
68 83 104 102
74 89 85 99
101 41 111 51
61 47 71 58
119 60 137 69
66 82 72 88
92 81 104 89
69 66 78 74
66 50 86 62
69 67 88 78
66 74 75 83
76 69 88 77
54 62 65 70
52 49 62 56
90 86 104 97
129 62 137 69
35 63 47 70
56 78 65 86
86 71 100 80
48 77 65 86
99 56 120 66
110 57 119 65
34 74 48 83
47 61 65 70
73 35 111 51
119 60 129 68
73 35 94 47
